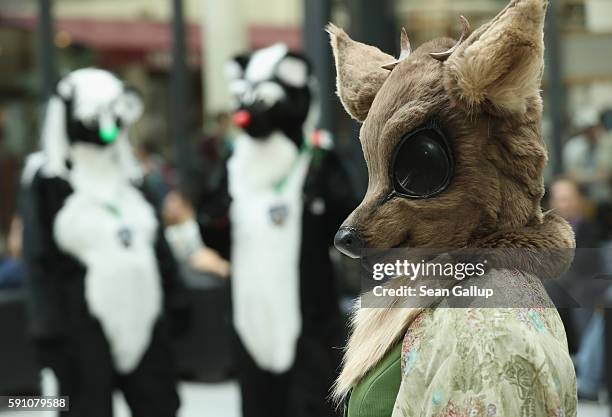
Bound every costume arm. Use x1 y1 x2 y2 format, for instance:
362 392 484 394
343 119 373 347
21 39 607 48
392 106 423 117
20 170 77 340
155 225 190 321
195 158 232 260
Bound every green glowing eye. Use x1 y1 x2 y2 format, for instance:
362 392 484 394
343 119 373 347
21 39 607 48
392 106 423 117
99 125 120 143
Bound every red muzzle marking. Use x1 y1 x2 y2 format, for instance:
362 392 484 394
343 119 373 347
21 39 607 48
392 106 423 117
232 110 251 128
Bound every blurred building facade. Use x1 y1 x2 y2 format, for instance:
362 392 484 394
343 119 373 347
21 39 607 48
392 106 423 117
1 0 612 232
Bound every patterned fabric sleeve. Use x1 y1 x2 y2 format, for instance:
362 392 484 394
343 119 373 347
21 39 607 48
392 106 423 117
392 308 577 417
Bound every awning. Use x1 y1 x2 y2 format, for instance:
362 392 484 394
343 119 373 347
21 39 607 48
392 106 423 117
0 14 302 53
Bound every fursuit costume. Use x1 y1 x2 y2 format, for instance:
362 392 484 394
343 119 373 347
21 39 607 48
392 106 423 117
328 0 578 416
20 69 182 417
211 44 356 417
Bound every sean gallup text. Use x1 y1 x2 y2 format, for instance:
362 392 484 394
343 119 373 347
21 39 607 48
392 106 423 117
372 284 494 299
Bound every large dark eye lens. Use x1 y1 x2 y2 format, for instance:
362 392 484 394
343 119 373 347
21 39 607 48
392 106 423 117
392 129 452 197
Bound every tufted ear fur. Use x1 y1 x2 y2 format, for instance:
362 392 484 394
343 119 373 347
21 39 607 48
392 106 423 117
327 24 393 122
443 0 548 115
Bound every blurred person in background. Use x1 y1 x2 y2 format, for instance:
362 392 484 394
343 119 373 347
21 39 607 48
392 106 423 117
549 177 605 400
0 215 25 289
549 177 600 264
575 307 605 401
198 112 234 182
193 112 235 263
134 139 173 209
548 177 601 340
163 189 229 278
20 68 186 417
201 44 357 417
563 108 612 205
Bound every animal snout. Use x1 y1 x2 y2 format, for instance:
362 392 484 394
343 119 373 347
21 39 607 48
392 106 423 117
232 110 251 128
334 227 365 259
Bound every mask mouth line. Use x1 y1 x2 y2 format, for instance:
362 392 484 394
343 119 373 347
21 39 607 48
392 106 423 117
392 232 412 249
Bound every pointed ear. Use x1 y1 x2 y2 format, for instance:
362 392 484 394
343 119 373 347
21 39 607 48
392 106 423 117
443 0 548 115
327 24 393 122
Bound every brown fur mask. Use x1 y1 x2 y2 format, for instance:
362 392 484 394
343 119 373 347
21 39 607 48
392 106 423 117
327 0 571 250
329 0 575 400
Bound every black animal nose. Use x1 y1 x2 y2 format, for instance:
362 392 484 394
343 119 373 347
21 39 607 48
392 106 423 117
334 227 365 259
